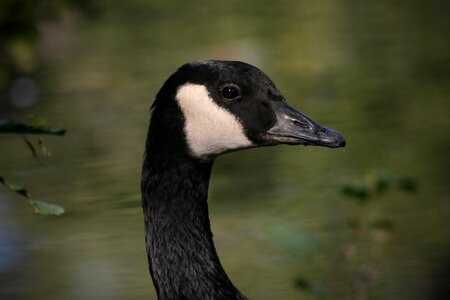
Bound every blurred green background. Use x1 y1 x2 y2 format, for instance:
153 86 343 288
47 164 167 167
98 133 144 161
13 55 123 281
1 1 449 299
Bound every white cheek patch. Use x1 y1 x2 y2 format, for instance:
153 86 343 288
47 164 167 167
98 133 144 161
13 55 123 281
175 83 253 157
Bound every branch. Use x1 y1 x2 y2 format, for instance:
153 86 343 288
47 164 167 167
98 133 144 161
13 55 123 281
0 176 65 216
0 118 66 136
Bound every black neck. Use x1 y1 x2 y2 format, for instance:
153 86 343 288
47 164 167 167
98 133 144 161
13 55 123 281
142 147 246 299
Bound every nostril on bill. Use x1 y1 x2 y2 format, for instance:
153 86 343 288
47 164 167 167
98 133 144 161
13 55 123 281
293 120 310 129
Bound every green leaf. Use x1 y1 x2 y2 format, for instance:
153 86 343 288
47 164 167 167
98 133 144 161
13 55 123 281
340 184 369 202
294 276 311 290
398 177 417 193
27 115 48 127
368 170 418 194
47 126 66 134
294 276 327 296
30 199 65 216
0 176 30 198
0 176 64 216
372 170 397 193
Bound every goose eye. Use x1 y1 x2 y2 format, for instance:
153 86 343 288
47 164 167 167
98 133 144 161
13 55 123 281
220 85 241 100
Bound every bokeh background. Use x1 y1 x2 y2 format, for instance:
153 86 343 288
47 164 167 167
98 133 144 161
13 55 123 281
1 1 449 299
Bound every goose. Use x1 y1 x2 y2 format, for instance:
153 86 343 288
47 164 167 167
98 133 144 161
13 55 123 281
141 60 345 300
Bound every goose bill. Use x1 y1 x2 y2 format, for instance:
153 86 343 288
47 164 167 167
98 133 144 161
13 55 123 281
266 101 346 148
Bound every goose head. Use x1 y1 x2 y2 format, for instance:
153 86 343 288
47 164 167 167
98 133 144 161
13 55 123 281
143 60 345 299
149 60 345 160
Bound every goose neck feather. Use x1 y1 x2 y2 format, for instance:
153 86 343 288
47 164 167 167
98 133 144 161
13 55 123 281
142 153 246 299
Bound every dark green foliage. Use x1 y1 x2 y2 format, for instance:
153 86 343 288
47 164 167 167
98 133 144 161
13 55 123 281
1 116 66 215
1 116 65 158
398 177 417 193
0 176 64 215
294 276 327 297
340 184 369 202
0 1 92 216
370 170 418 195
295 170 417 299
0 176 29 198
340 170 418 205
294 276 310 290
372 171 397 193
0 116 66 135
